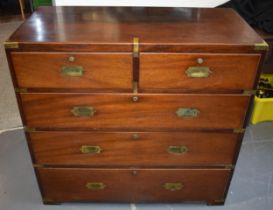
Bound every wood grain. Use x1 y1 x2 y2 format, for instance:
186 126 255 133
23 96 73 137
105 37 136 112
140 53 260 90
20 93 250 130
6 7 264 53
5 6 266 205
11 52 132 89
30 131 239 166
38 167 231 203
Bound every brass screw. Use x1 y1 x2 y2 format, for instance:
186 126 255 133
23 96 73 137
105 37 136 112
68 56 75 62
132 96 139 102
132 133 139 140
132 170 137 175
197 58 204 64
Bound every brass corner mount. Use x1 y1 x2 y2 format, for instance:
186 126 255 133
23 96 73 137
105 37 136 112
254 41 269 51
4 41 19 49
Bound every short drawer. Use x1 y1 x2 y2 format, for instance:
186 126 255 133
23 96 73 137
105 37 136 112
20 93 249 129
11 52 132 90
30 131 239 166
140 53 260 91
38 168 231 203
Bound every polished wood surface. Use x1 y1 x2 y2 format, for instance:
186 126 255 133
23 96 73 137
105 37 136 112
5 6 266 205
11 52 132 89
38 168 230 203
30 131 239 166
6 7 264 52
140 53 260 90
20 93 249 130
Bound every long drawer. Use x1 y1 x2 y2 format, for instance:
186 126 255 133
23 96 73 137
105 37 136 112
38 168 231 203
140 53 260 90
29 131 239 166
11 52 132 90
20 93 249 129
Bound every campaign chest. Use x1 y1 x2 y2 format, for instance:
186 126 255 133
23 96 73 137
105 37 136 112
5 6 267 205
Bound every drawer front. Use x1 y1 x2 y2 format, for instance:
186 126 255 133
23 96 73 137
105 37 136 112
11 53 132 89
38 168 231 203
30 131 239 166
140 53 260 90
21 93 249 129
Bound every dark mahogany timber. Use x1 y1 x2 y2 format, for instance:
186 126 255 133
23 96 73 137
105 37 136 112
19 93 250 130
140 53 260 90
4 6 267 205
11 52 132 89
29 131 239 166
37 168 231 203
6 7 264 53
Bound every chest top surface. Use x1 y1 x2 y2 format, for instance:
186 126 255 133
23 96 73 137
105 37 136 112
6 6 265 52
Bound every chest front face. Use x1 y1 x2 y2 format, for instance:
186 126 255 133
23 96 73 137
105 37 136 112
5 6 267 205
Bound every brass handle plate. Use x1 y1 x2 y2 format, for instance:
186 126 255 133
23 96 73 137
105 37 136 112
168 146 189 155
71 106 96 117
86 182 106 190
163 183 184 191
61 66 84 77
80 145 102 154
185 66 212 78
176 108 200 118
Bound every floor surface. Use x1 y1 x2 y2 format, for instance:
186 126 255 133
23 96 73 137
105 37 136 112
0 123 273 210
0 21 23 131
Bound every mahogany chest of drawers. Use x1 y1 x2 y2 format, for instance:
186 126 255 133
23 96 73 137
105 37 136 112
5 6 268 205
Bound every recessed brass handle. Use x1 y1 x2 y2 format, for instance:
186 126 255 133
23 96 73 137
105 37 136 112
86 182 106 190
163 183 184 191
61 66 84 77
176 108 200 118
71 106 96 117
185 66 212 78
80 145 102 154
168 146 189 155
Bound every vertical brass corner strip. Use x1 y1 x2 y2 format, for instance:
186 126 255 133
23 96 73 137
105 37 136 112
243 90 256 96
15 88 28 93
33 164 44 168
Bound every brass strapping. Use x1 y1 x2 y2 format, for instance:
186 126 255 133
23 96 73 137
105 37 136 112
4 41 19 49
133 37 139 57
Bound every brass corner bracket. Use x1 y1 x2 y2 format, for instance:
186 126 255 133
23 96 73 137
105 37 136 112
233 128 246 133
33 164 44 168
3 41 19 49
225 164 235 169
24 127 36 132
243 90 256 96
42 198 58 204
15 88 28 93
254 41 269 51
133 37 139 57
214 198 225 204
